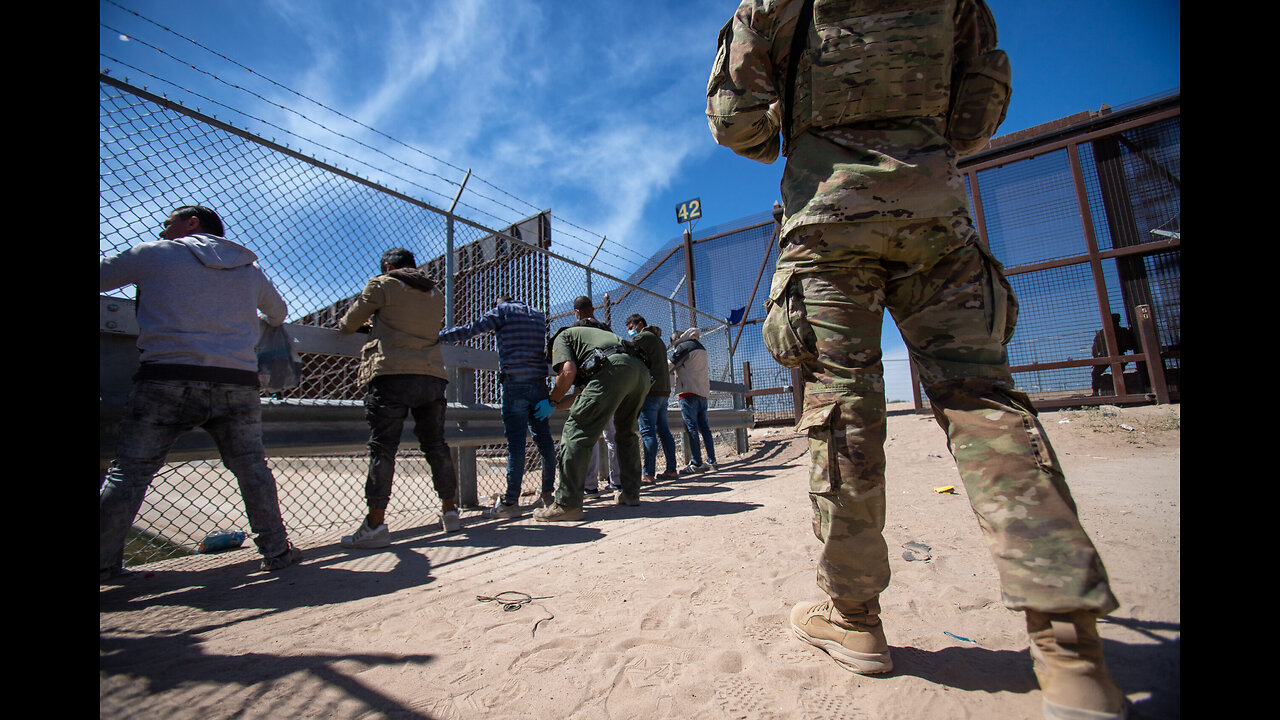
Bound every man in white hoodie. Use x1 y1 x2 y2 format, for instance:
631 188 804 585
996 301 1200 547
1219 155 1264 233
669 328 718 474
100 205 301 580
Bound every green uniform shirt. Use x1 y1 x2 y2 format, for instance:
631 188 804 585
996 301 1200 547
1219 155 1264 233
629 330 670 396
551 326 626 374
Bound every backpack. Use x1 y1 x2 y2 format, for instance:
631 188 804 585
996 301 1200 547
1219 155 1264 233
669 338 704 369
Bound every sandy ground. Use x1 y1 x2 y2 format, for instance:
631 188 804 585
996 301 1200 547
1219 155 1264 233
99 403 1180 720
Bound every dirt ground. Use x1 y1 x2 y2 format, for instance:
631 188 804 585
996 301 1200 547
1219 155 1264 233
99 403 1180 719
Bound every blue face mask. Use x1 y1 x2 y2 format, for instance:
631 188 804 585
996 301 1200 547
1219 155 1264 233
627 328 638 338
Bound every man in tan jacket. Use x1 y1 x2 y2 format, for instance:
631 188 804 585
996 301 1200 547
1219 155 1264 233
338 248 459 546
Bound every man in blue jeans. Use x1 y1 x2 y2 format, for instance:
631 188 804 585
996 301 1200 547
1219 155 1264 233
625 314 678 483
339 248 460 545
670 327 718 474
100 205 301 579
439 296 556 517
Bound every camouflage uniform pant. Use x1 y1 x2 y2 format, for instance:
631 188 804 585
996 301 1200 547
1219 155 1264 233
763 216 1118 619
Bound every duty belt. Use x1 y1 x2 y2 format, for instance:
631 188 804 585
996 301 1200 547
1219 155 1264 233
577 343 645 384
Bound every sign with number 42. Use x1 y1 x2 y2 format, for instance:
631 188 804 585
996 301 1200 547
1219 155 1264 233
675 198 702 224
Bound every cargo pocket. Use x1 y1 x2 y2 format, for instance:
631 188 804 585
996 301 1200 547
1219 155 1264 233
945 48 1011 155
761 268 817 369
972 242 1019 345
796 397 839 495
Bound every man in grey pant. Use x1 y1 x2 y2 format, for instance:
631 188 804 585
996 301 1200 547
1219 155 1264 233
100 205 301 579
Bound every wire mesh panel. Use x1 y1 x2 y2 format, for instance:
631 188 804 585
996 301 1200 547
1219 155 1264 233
101 77 756 568
925 100 1180 409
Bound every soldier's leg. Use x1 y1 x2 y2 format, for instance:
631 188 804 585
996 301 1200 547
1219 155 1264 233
887 218 1117 616
764 224 894 618
892 217 1125 717
765 223 895 674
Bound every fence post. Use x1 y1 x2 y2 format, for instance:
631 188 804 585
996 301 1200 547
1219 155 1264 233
454 367 480 507
790 367 804 425
733 363 749 454
1134 304 1169 404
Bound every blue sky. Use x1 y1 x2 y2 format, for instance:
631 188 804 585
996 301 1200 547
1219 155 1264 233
99 0 1180 401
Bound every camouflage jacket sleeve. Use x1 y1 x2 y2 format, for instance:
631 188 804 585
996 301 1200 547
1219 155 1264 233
953 0 998 71
705 0 791 164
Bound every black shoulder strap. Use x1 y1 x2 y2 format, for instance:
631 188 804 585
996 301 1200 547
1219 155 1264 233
546 326 567 363
783 0 817 154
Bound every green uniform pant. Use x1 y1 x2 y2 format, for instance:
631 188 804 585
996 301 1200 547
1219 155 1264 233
764 216 1118 618
555 355 651 507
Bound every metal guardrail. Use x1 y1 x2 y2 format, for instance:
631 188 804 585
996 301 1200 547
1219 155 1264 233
101 296 754 502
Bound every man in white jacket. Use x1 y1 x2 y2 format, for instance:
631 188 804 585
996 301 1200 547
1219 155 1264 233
100 205 301 579
670 328 718 474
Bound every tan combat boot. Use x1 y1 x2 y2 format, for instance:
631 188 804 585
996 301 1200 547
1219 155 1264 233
790 599 893 674
1026 610 1128 720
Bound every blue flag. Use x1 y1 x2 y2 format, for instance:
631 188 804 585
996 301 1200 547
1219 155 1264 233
727 306 747 326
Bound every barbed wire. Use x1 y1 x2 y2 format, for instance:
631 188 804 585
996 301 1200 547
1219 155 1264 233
100 0 658 277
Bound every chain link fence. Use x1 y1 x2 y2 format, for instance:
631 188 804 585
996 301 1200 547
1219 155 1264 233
101 76 750 568
964 95 1180 407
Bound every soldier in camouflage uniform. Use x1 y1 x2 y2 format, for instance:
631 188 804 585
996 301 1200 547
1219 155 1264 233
707 2 1127 718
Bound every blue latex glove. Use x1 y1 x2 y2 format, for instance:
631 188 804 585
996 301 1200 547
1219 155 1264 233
533 398 554 421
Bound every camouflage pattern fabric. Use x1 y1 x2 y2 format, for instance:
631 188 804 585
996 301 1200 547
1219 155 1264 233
767 219 1119 617
707 0 1114 617
706 0 1000 239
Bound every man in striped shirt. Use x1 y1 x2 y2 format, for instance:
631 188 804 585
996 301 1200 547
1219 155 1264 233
438 297 556 517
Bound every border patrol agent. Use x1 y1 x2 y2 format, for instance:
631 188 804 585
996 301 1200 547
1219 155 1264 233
707 2 1126 718
535 326 651 521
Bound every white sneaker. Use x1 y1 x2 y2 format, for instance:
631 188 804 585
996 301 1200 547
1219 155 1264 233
440 509 462 532
678 463 706 476
341 520 390 549
700 462 717 473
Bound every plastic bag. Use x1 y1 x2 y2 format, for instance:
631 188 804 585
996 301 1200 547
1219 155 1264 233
257 323 302 392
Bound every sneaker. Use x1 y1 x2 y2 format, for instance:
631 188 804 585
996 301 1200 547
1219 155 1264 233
533 503 584 522
440 509 462 532
679 463 707 476
656 470 680 480
260 544 303 572
1026 610 1129 720
341 520 391 549
483 498 524 519
615 491 640 506
790 600 893 674
641 474 656 484
584 485 601 496
701 461 718 473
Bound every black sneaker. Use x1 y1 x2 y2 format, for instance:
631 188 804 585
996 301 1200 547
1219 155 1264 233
260 544 302 572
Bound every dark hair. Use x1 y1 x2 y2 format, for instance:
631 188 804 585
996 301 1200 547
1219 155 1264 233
573 295 594 312
380 247 417 270
625 313 647 328
171 205 224 236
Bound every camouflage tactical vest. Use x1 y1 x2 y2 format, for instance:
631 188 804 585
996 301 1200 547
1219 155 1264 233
797 0 955 136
